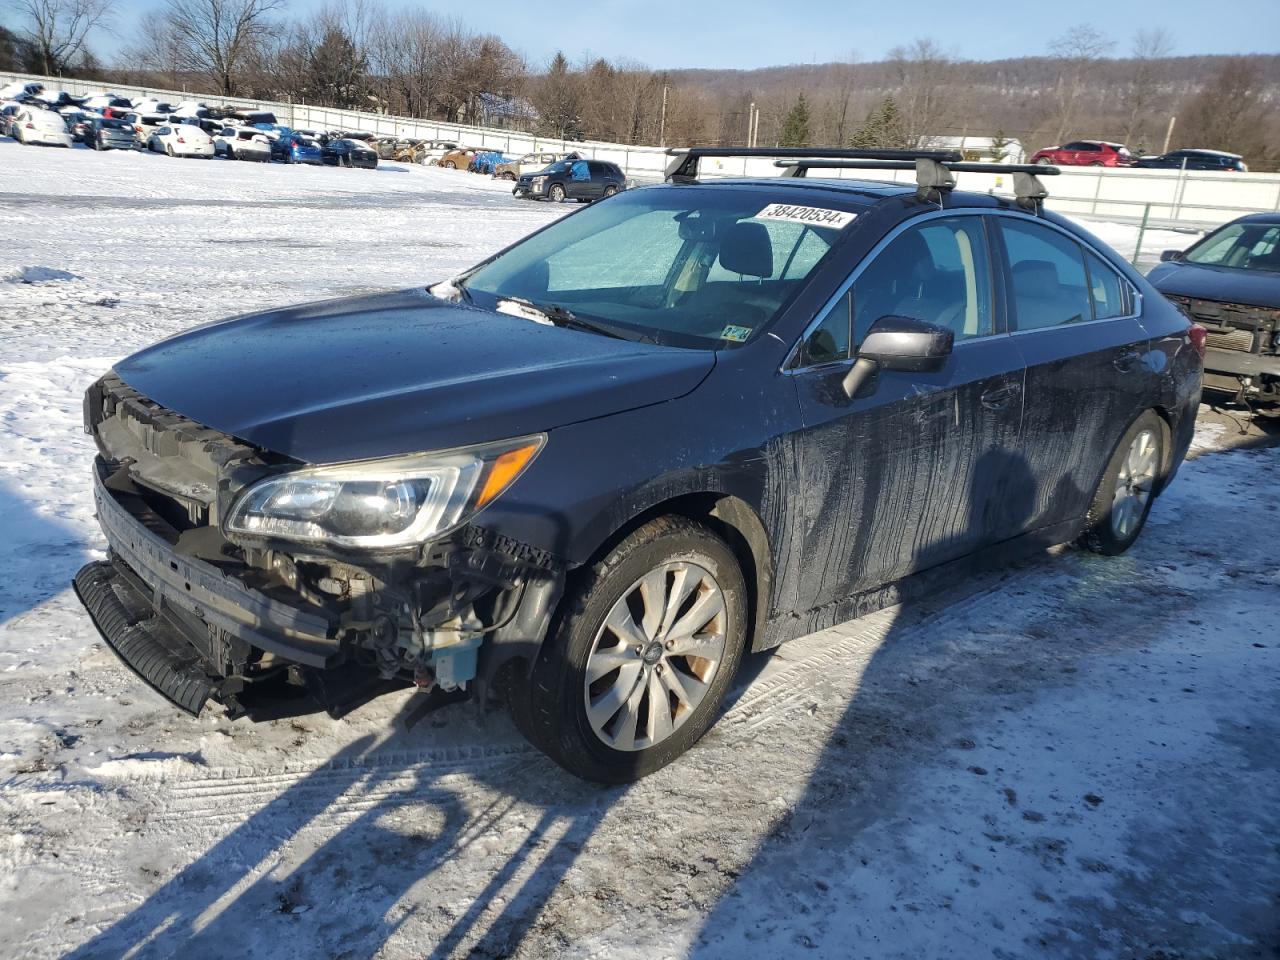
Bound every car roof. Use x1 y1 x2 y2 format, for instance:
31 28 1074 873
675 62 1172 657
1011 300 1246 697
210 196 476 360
658 176 916 205
1178 148 1242 158
1228 212 1280 225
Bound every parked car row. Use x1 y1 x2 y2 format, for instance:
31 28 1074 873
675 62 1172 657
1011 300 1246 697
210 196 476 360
1030 139 1248 172
1 82 382 171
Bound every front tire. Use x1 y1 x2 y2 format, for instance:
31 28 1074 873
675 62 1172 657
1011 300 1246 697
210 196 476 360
1079 411 1165 555
548 183 567 203
1036 157 1053 165
513 516 748 783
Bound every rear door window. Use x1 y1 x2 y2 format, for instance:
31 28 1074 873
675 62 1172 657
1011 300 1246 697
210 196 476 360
1000 218 1092 330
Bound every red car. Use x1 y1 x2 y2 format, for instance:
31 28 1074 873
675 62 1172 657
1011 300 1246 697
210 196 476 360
1031 140 1135 167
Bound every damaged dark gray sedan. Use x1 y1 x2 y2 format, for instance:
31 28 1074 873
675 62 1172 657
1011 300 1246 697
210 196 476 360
75 148 1204 782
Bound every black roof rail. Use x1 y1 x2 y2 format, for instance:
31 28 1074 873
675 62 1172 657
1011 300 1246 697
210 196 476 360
663 147 963 183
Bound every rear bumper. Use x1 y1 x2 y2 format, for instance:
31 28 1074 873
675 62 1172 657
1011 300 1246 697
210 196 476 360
88 462 341 669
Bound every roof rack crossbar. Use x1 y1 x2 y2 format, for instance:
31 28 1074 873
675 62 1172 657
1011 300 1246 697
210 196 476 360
663 146 963 183
771 158 1060 209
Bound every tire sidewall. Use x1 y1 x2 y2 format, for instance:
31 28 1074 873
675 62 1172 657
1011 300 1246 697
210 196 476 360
526 518 748 783
549 183 566 202
1080 410 1165 555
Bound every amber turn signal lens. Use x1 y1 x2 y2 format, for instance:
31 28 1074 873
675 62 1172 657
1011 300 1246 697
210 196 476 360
476 442 540 508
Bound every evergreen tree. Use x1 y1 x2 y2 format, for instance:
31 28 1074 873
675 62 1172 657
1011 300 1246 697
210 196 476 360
849 96 907 149
778 93 811 147
534 51 583 139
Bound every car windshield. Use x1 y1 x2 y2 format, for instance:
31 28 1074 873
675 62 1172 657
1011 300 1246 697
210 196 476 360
460 187 857 349
1184 222 1280 272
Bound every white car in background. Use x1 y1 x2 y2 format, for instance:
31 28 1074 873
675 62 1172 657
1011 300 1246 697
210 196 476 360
146 123 215 158
11 107 72 147
130 98 175 115
0 80 43 101
418 139 461 164
214 126 271 161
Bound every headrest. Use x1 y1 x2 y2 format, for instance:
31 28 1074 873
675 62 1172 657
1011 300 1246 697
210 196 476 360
1012 259 1060 299
719 221 774 278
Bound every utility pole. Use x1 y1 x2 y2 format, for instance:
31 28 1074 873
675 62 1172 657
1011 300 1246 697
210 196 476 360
752 105 760 147
747 101 755 147
659 85 668 147
1162 115 1176 155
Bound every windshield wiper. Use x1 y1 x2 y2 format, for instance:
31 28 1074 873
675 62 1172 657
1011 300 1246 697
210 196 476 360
527 300 656 343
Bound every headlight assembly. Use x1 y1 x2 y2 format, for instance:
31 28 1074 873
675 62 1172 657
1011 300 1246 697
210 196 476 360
224 435 545 550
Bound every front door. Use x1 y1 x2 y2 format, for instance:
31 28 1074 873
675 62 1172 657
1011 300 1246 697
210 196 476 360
789 213 1026 613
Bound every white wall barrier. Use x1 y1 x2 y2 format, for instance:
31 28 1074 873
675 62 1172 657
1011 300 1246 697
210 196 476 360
5 70 1280 227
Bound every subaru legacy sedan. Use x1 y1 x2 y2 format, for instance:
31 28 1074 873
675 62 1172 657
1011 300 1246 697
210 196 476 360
75 149 1203 782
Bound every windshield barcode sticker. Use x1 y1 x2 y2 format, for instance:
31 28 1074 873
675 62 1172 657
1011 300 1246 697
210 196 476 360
755 204 857 229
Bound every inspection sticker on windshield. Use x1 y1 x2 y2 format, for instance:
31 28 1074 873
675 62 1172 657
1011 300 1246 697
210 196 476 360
720 324 752 342
755 203 857 229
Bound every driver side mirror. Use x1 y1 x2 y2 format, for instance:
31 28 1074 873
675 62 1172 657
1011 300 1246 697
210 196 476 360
1160 249 1185 262
842 315 954 398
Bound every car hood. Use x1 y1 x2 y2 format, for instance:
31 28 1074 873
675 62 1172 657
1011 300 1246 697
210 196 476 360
113 288 716 464
1148 261 1280 310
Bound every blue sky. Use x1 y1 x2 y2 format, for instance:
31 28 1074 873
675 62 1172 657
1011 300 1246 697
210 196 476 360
71 0 1280 70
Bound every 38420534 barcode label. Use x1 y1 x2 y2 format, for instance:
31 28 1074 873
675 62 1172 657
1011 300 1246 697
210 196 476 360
755 204 858 229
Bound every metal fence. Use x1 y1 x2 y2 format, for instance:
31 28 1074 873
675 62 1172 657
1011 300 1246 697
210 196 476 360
5 69 1280 227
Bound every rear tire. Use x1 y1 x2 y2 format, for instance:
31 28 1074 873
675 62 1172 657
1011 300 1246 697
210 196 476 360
511 516 748 783
1079 410 1165 555
165 145 174 157
603 185 618 198
1036 157 1053 165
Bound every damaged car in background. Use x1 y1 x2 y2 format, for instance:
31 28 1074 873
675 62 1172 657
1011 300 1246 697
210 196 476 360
1148 212 1280 406
76 147 1203 782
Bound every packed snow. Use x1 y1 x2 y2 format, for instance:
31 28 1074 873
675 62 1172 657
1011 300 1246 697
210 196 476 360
0 141 1276 960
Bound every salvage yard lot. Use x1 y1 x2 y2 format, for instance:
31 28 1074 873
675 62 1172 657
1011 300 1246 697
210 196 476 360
0 142 1277 959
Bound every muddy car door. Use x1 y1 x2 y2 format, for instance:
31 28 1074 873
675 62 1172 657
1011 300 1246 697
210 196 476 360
788 213 1026 613
993 213 1155 531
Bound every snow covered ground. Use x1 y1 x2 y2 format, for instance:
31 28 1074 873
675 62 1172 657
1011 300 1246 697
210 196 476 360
1 141 1277 960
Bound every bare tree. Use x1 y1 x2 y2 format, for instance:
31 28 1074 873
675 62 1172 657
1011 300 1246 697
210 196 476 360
1180 57 1270 162
7 0 113 75
1047 24 1115 144
888 38 952 144
1122 28 1174 150
159 0 282 95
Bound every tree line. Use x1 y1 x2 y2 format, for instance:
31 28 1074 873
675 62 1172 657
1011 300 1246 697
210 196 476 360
2 2 1276 167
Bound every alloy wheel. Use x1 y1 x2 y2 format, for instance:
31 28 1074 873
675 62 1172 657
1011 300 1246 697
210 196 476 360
583 561 728 752
1111 428 1157 539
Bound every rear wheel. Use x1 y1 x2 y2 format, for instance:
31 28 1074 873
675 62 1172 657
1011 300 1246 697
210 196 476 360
603 185 618 198
1079 411 1164 555
512 516 748 783
165 144 174 157
1036 156 1053 165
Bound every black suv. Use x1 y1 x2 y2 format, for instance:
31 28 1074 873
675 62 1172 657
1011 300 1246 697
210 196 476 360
515 158 625 202
1134 149 1248 172
75 148 1202 782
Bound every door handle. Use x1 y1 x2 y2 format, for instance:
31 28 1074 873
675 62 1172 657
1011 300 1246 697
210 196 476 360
981 383 1021 409
1113 348 1142 372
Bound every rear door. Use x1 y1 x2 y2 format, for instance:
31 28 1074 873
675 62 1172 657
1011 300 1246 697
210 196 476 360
789 212 1027 611
994 213 1154 533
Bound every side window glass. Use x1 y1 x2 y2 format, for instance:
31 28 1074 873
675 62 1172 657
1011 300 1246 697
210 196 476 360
850 217 993 345
802 292 851 366
1001 219 1092 330
571 160 590 181
1085 251 1125 319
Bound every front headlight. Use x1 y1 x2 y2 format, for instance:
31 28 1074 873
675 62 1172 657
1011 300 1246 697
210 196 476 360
224 435 544 550
531 176 546 190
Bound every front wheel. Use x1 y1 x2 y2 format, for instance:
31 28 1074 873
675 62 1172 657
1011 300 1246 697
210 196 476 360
1036 157 1053 165
548 183 566 202
512 516 748 783
1079 411 1165 555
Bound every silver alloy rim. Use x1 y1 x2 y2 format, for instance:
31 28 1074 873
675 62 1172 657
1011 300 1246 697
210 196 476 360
583 561 728 752
1111 428 1158 539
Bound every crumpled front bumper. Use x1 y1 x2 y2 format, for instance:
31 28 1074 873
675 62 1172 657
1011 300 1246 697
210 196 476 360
76 462 344 713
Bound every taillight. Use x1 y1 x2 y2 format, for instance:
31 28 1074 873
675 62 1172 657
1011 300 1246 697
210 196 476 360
291 138 298 147
25 122 33 129
1188 324 1208 361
